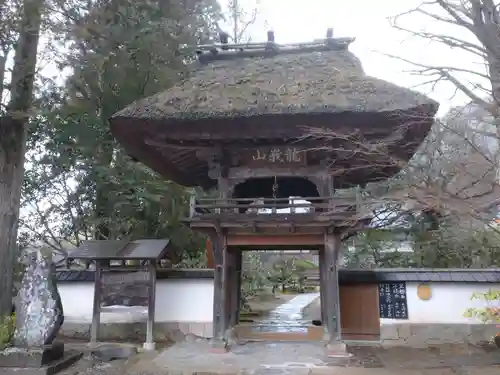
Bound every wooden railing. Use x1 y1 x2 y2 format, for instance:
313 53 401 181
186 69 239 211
188 196 362 219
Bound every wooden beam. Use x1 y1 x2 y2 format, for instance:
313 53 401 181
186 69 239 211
90 260 102 345
227 234 323 247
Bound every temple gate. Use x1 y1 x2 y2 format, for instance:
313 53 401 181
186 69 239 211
110 29 439 355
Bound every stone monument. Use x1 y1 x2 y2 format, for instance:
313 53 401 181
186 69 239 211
0 249 82 374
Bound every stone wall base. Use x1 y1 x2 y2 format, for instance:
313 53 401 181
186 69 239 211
59 322 213 342
59 322 497 347
381 323 498 347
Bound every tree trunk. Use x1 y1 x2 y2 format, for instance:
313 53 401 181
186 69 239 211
0 51 7 106
0 0 43 317
0 119 26 316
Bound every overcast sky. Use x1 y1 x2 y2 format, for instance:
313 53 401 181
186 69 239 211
221 0 489 116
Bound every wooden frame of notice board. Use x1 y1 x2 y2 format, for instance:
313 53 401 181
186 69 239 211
378 282 409 320
67 239 176 350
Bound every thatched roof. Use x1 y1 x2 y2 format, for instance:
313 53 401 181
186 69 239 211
112 40 437 123
110 37 439 188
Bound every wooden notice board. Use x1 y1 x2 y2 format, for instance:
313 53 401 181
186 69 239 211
378 282 408 319
100 271 150 307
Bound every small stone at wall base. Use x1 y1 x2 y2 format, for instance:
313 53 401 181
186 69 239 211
169 328 186 343
91 346 138 362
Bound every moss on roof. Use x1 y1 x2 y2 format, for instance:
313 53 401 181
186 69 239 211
112 41 438 123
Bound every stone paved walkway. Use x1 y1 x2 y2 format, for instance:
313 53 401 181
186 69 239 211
58 296 500 375
119 342 499 375
255 293 320 333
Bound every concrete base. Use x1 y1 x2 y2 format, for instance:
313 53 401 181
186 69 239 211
325 341 352 358
142 342 156 351
0 343 65 368
0 351 82 375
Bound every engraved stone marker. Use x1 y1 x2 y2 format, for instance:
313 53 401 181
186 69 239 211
0 249 82 373
13 249 64 347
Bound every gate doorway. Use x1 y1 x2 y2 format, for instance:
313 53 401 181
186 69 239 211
235 249 323 342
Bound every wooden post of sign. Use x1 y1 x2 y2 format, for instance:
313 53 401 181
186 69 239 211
323 231 349 357
90 260 102 345
143 260 157 351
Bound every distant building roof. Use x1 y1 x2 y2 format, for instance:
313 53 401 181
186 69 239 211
57 267 500 284
67 239 175 260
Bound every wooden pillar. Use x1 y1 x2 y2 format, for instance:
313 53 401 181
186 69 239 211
229 250 242 326
318 248 326 324
323 231 348 356
144 260 157 351
224 249 235 331
315 171 333 327
211 231 229 349
90 260 102 345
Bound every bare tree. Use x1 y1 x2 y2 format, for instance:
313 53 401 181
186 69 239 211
383 1 500 222
309 1 500 229
224 0 261 43
390 1 497 110
0 0 43 316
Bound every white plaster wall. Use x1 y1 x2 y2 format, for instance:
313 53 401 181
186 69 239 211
381 282 500 325
59 279 499 326
58 279 214 323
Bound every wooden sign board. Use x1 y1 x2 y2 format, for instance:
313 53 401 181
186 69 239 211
240 147 307 167
378 282 408 320
100 271 150 307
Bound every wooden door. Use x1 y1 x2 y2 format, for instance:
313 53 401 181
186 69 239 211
339 284 380 341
